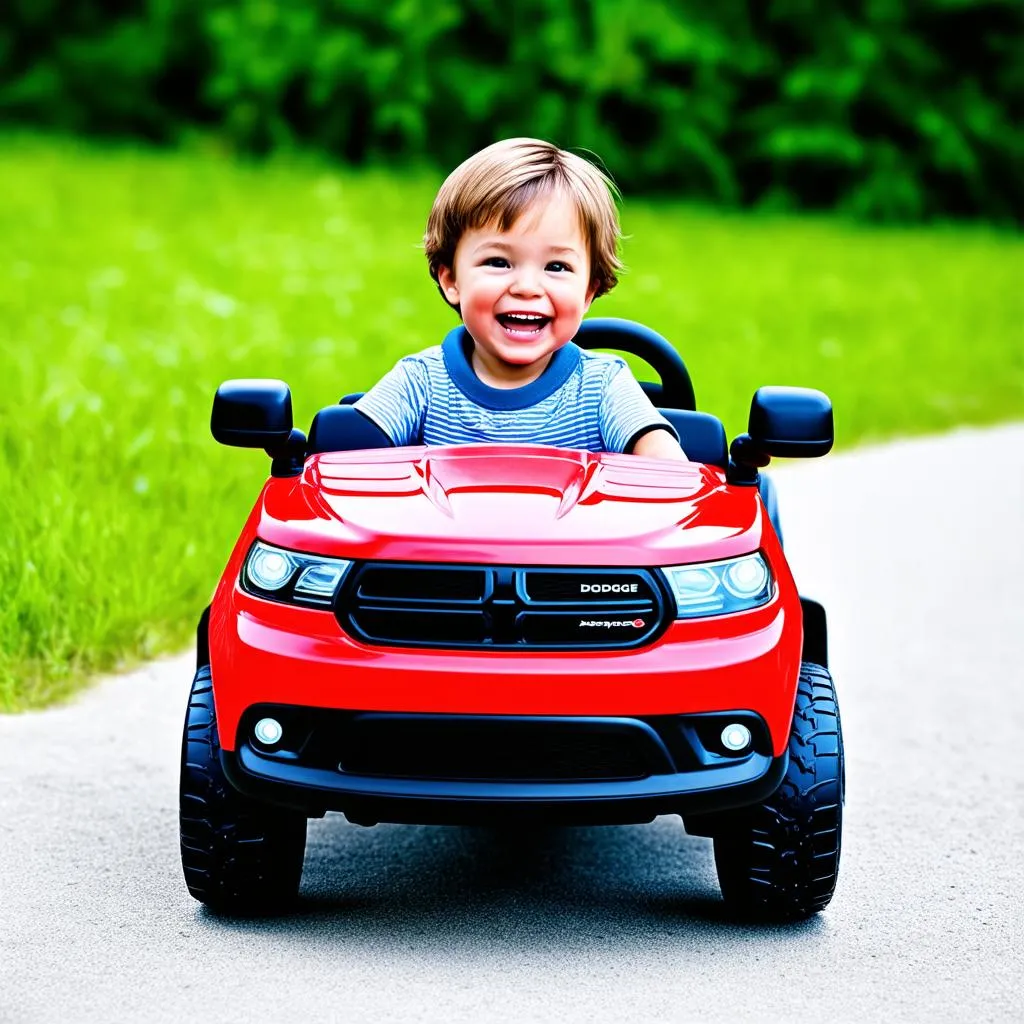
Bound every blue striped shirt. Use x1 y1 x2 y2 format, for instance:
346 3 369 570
354 326 677 453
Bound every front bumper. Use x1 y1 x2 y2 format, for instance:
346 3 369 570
209 553 803 825
221 708 787 825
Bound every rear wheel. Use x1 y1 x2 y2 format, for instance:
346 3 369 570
713 662 844 920
179 665 307 913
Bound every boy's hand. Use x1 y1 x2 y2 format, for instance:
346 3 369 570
631 428 688 461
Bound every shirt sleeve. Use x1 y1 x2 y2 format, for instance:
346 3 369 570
353 356 429 447
598 363 680 454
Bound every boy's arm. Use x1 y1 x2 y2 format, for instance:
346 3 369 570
631 426 688 461
600 364 689 461
353 357 429 447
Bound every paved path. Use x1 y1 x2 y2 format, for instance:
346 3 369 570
2 425 1022 1024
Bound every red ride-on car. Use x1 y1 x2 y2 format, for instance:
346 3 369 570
180 318 843 919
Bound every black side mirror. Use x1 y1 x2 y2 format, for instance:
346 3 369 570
211 379 294 449
728 386 833 484
749 386 834 457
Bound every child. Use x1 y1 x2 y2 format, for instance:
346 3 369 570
355 138 687 460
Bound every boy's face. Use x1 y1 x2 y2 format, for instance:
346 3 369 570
437 192 596 377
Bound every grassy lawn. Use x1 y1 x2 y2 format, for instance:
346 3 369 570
2 135 1022 710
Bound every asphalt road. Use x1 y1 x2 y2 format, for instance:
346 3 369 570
2 425 1022 1024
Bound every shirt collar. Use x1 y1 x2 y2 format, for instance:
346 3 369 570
441 325 581 410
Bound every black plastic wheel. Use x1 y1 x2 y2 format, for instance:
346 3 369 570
713 662 844 920
179 665 307 913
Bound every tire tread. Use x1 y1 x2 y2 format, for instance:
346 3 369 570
178 665 306 913
713 661 844 920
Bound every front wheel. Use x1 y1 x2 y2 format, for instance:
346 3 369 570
713 662 844 920
179 665 307 913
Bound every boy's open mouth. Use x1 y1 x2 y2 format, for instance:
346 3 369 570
496 312 552 337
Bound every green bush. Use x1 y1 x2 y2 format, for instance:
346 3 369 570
1 1 1021 218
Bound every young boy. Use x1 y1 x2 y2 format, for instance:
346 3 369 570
355 138 687 461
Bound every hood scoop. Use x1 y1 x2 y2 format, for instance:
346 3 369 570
313 445 711 518
414 449 598 519
309 444 718 531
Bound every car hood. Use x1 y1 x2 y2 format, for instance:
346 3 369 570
258 445 764 566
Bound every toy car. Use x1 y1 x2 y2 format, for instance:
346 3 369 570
179 318 844 920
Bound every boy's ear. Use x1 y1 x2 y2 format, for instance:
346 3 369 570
437 265 460 307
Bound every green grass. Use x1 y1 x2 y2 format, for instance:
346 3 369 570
2 135 1022 710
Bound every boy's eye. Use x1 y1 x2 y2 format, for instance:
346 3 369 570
482 256 510 268
546 261 572 273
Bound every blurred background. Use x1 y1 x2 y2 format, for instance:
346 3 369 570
1 0 1022 708
4 0 1023 218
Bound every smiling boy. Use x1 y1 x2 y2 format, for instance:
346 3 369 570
355 138 687 460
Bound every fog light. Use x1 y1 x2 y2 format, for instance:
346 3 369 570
254 717 283 746
721 723 751 752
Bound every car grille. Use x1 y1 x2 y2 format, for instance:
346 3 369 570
336 563 668 650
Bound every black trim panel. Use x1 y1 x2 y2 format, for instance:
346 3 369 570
196 605 211 669
800 596 828 667
220 709 786 826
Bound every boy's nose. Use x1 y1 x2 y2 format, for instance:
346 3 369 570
509 268 544 297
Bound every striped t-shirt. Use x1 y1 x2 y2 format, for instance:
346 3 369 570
354 326 677 453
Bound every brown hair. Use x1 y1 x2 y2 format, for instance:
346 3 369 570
424 138 623 300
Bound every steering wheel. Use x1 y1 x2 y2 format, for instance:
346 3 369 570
574 318 696 411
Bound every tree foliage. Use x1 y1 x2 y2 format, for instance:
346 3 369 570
2 0 1021 219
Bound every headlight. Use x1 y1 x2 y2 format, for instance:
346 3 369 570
241 541 352 606
663 553 773 618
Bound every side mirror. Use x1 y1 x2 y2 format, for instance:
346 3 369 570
211 379 293 449
728 386 833 484
749 386 834 457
